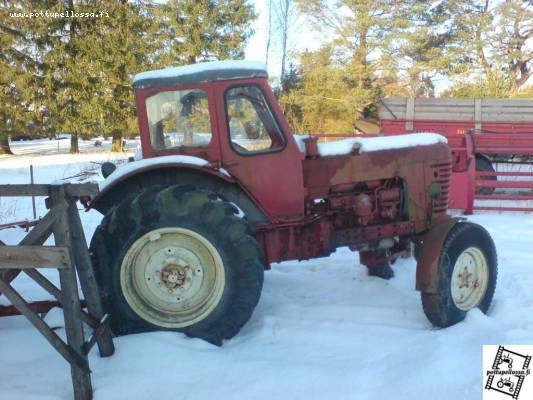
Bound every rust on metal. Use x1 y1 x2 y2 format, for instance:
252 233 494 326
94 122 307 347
415 217 463 293
100 73 456 271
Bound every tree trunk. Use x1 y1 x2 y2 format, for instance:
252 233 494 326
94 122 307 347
280 0 290 89
70 133 79 153
0 135 13 155
111 130 123 152
265 0 272 65
476 0 492 78
357 28 371 91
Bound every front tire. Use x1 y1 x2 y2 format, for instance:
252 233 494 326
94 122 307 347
90 185 264 345
421 222 497 327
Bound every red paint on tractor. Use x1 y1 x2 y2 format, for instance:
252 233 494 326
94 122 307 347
80 63 502 340
99 69 456 290
415 217 465 293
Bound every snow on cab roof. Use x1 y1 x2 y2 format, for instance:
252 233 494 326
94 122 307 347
133 60 268 89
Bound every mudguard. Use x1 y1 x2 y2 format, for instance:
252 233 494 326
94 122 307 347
415 216 465 293
91 161 233 206
88 162 269 225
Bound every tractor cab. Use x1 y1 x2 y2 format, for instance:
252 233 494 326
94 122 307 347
132 61 305 221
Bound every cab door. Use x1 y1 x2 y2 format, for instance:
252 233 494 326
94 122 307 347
213 79 305 222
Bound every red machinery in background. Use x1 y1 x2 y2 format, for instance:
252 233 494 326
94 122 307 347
379 98 533 213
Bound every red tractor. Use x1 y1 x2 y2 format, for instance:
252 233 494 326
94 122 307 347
88 61 497 345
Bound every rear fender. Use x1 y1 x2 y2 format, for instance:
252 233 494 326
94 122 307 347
415 217 465 293
89 163 269 224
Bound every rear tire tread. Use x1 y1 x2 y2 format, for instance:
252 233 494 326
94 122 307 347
90 184 264 345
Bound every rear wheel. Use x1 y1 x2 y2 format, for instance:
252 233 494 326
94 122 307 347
90 184 264 345
476 155 496 195
421 222 497 327
120 226 226 328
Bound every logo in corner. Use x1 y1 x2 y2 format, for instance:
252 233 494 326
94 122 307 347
484 345 532 399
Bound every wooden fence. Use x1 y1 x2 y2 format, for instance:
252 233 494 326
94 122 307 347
0 183 114 400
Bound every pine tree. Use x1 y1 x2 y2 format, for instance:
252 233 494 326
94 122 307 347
1 1 158 153
2 0 257 154
0 9 18 155
40 1 95 153
403 0 532 98
155 0 256 65
0 0 45 154
280 46 363 134
8 0 110 153
80 0 157 152
296 0 416 123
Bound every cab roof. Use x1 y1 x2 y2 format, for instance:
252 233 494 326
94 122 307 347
132 60 268 89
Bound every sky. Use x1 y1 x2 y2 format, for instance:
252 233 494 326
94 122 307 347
245 1 269 65
245 0 324 79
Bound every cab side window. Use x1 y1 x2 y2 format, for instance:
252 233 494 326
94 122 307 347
146 89 211 150
225 85 285 154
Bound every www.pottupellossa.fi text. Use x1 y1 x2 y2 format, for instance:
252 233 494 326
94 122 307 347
9 10 109 19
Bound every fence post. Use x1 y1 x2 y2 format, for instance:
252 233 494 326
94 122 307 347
30 165 36 219
49 185 93 400
66 193 114 357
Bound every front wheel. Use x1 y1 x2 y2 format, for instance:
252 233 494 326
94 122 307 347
421 222 497 327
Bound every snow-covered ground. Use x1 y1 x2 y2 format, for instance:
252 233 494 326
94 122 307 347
8 135 139 156
0 143 532 400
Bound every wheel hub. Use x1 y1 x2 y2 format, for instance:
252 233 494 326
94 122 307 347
456 267 473 289
451 246 489 311
160 262 189 290
120 227 224 328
